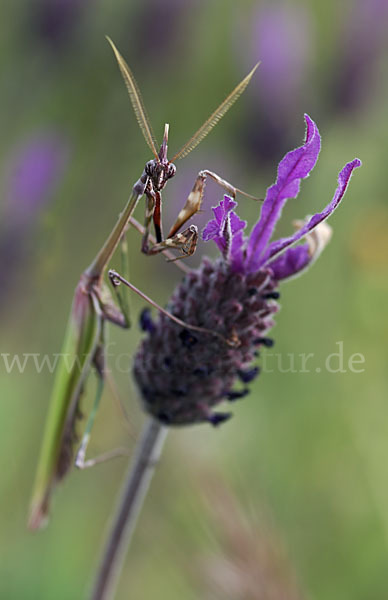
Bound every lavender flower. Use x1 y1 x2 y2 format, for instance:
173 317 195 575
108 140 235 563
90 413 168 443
242 5 313 163
134 115 361 427
30 0 92 49
250 5 312 116
0 132 69 312
331 0 388 114
4 132 69 224
131 0 193 66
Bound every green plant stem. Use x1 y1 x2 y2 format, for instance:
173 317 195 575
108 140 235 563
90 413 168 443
88 418 168 600
86 190 141 280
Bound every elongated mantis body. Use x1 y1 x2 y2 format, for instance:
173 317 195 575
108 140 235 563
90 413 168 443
28 38 258 529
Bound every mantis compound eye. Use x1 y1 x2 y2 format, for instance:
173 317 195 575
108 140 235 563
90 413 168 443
145 160 155 177
167 163 176 179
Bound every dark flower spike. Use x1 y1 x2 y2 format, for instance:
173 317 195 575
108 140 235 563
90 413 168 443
254 337 274 347
134 115 361 427
238 366 260 383
179 328 198 349
139 308 156 333
262 291 280 300
208 412 233 427
226 389 250 401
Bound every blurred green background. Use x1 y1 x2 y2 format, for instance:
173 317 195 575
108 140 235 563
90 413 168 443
1 0 388 598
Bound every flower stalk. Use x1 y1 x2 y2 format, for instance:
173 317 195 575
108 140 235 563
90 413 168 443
88 417 168 600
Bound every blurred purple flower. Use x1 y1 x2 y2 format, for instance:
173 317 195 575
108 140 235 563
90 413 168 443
134 115 361 426
30 0 93 48
332 0 388 114
131 0 196 66
0 132 70 311
4 132 70 226
241 5 313 163
252 5 313 115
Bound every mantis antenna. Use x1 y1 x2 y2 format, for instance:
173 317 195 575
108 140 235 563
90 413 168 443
169 62 260 163
106 36 159 161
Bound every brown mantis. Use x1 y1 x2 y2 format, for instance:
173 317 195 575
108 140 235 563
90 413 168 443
28 38 259 529
107 38 259 261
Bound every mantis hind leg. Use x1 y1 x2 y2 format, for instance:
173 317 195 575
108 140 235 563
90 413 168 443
107 232 132 329
75 262 133 470
75 351 130 470
74 373 104 469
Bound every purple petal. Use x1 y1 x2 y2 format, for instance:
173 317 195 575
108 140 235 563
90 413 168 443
245 114 321 272
203 196 247 266
202 196 236 252
201 219 220 243
267 244 310 280
229 212 247 272
265 158 362 262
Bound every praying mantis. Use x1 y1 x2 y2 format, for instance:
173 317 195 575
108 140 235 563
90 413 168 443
28 38 259 529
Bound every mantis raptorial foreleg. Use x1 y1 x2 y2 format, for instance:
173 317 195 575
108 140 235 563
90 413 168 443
168 169 260 238
140 169 260 260
140 190 157 255
143 225 199 260
129 216 191 273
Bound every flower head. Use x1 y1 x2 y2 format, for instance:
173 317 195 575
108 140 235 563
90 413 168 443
134 115 361 427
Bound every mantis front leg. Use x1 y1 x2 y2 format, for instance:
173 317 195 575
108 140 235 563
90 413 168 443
141 186 199 260
141 169 260 261
129 216 191 273
141 189 157 255
169 169 260 237
144 224 199 261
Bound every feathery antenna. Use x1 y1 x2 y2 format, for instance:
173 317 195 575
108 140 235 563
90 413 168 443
106 37 159 161
170 63 260 163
